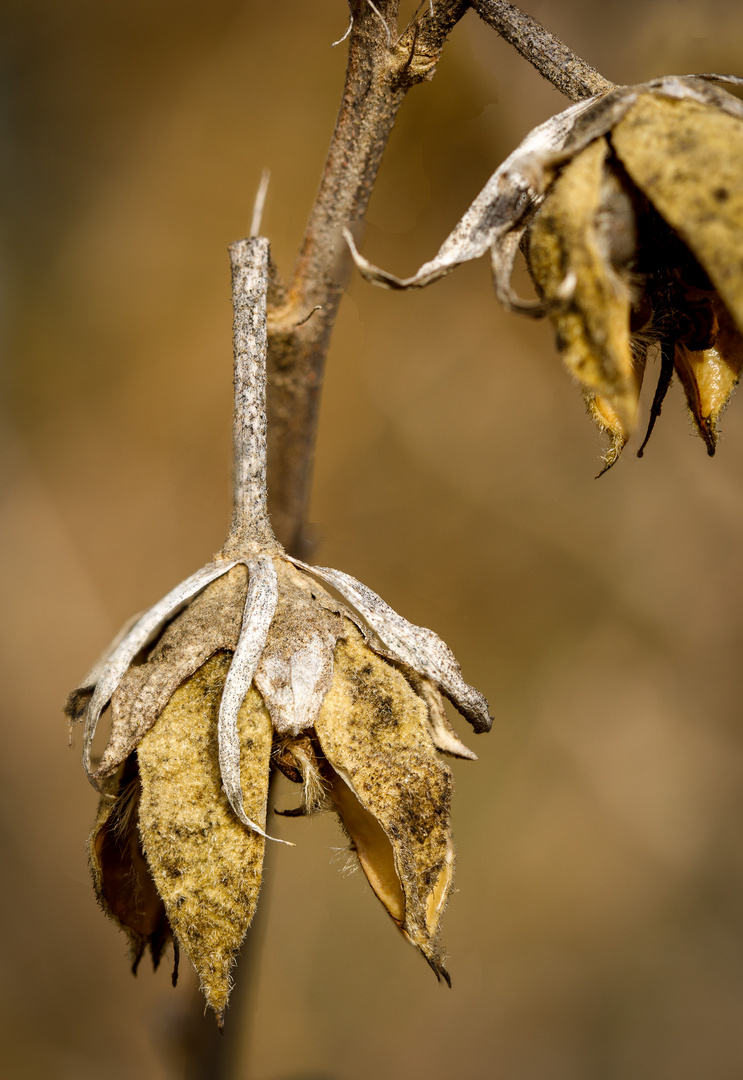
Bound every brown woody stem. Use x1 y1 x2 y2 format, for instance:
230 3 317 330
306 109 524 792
265 0 470 557
471 0 615 102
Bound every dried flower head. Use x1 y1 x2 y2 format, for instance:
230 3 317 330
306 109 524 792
345 75 743 471
66 238 491 1023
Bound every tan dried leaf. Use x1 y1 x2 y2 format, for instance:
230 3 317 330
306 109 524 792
137 652 272 1021
612 93 743 333
528 137 639 434
315 625 455 982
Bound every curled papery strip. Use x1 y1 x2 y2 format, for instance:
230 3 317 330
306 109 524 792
291 560 492 734
343 96 595 292
217 556 290 844
345 75 743 308
82 560 237 783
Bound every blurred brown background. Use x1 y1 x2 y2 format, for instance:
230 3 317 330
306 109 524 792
3 1 743 1077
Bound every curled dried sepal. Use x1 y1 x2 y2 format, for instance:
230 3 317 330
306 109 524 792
137 653 273 1020
216 556 284 843
96 566 248 780
292 559 492 734
315 626 455 981
342 95 597 297
70 560 238 782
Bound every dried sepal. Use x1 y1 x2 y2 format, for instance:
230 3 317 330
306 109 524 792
315 625 455 982
74 559 237 782
342 95 596 295
96 566 248 780
611 92 743 331
88 755 172 975
293 559 492 735
411 676 477 760
137 653 273 1022
674 297 743 453
528 138 639 432
216 555 283 843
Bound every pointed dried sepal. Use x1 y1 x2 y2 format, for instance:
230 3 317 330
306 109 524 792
315 626 455 981
78 560 237 784
89 756 171 973
292 560 491 734
674 299 743 453
137 653 272 1017
95 566 248 781
528 138 639 434
612 93 743 334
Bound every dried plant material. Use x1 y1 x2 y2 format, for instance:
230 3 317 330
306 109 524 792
295 561 491 733
346 75 743 464
674 296 743 453
137 654 272 1022
316 624 455 981
611 93 743 332
528 138 639 435
97 566 247 779
69 236 490 1017
89 756 171 974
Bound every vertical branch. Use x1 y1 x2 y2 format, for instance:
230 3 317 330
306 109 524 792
265 0 471 557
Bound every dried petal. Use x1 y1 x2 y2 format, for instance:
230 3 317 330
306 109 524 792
137 653 272 1020
80 560 237 782
293 559 491 734
217 555 283 842
95 566 248 780
612 93 743 333
528 138 639 433
315 626 455 981
674 297 743 453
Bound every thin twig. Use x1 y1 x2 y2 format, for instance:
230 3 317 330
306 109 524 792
471 0 615 101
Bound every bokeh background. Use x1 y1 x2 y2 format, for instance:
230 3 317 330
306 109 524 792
4 1 743 1077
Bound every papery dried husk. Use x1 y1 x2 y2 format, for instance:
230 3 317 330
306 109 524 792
528 138 640 434
315 625 454 981
137 652 272 1020
89 756 171 973
612 94 743 334
674 297 743 453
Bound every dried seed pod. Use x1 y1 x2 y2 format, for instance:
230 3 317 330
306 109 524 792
69 236 490 1019
345 75 743 465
